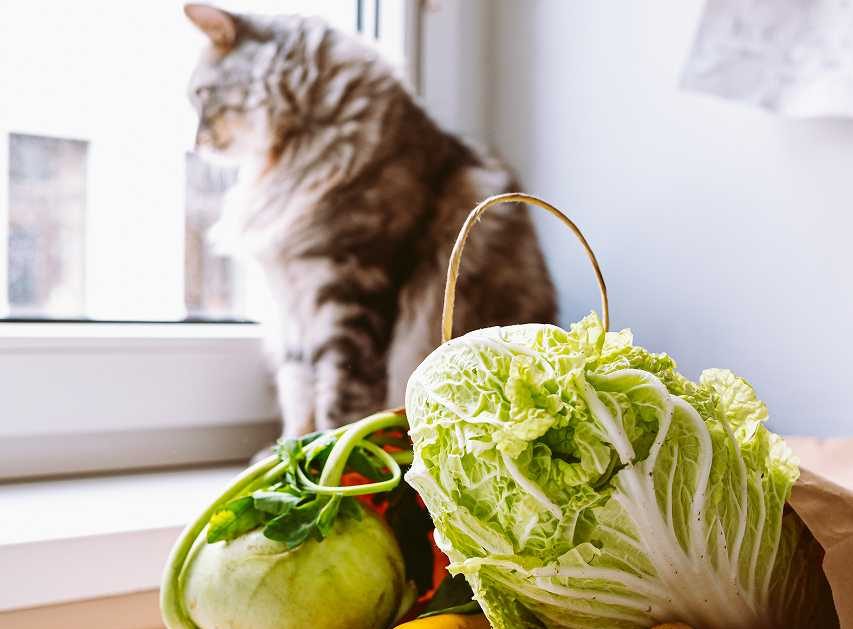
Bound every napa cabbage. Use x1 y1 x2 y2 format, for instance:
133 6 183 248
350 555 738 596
405 314 837 629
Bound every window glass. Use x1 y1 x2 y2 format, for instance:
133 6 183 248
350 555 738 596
8 133 88 317
0 0 363 321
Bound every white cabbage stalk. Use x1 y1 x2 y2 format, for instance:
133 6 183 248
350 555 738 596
405 314 837 629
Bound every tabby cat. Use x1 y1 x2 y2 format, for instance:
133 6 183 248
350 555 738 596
185 4 557 436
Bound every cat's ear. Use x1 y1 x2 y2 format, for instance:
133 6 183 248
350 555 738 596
184 4 237 49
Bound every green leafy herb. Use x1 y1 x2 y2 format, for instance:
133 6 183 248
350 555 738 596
206 496 266 543
259 494 365 548
215 422 397 551
264 497 324 548
252 489 303 516
315 494 342 538
273 437 303 470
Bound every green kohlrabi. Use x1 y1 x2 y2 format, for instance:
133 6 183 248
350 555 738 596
404 314 837 629
161 411 417 629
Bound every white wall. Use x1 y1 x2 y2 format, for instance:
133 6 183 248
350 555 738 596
483 1 853 436
421 0 490 143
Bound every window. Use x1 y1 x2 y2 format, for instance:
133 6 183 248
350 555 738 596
0 0 406 322
0 0 415 479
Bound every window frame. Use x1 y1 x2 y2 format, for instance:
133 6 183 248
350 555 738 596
0 321 278 480
0 0 421 481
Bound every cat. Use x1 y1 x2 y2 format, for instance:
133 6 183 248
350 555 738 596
184 4 557 436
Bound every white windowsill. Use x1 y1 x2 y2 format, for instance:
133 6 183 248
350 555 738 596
0 320 264 340
0 464 243 612
0 321 278 480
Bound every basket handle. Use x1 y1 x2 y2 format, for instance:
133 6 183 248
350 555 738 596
441 192 609 343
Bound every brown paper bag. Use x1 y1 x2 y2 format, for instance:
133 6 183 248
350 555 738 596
787 437 853 628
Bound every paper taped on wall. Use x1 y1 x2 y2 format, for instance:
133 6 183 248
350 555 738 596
681 0 853 117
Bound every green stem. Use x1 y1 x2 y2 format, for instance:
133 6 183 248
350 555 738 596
302 426 348 464
297 440 402 495
318 410 408 487
390 450 414 465
160 454 282 629
368 434 410 447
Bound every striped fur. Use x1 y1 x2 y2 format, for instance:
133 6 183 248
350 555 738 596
186 5 557 435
